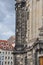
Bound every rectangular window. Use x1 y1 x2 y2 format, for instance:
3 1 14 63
11 57 12 59
2 62 3 65
0 56 1 60
2 52 4 54
5 61 7 64
5 57 7 59
6 52 7 54
11 61 12 65
0 51 1 53
2 56 4 60
8 61 10 65
8 52 10 54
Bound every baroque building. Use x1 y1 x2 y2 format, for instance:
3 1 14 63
27 0 43 46
14 0 43 65
0 40 14 65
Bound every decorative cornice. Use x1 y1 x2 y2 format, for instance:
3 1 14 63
15 1 26 9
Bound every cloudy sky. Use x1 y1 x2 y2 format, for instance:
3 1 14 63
0 0 15 40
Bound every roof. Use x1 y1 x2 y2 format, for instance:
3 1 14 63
0 40 7 43
0 40 14 51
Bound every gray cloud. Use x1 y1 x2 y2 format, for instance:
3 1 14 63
0 0 15 40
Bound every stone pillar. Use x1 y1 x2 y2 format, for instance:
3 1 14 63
14 0 27 65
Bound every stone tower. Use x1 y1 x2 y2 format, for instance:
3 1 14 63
15 0 27 47
14 0 27 65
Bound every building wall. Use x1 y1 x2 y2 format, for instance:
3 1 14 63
27 0 42 42
15 0 43 44
15 0 43 65
26 1 43 65
27 50 33 65
0 49 14 65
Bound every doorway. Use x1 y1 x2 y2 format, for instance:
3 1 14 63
39 56 43 65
